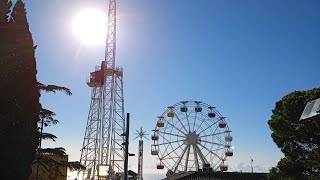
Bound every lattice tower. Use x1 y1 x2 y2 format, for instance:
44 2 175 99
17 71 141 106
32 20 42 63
78 0 126 179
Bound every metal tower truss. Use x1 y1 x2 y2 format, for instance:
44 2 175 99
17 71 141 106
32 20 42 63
105 0 116 70
79 84 102 179
110 69 125 173
79 0 126 179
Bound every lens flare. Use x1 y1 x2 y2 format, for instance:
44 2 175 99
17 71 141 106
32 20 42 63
71 8 107 45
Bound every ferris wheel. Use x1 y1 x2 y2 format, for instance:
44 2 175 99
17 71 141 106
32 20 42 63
151 101 233 174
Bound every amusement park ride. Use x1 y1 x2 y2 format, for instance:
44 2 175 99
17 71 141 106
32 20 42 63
151 101 233 176
78 0 126 179
134 127 148 180
76 0 234 179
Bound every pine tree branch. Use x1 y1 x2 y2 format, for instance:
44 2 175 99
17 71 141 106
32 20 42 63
39 107 58 126
38 82 72 95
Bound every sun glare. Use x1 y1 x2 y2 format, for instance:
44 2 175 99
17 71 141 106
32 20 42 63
72 8 107 45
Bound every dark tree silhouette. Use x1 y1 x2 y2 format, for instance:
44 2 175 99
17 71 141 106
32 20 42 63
1 1 84 178
34 86 85 179
268 88 320 180
0 0 12 22
0 0 12 56
0 0 40 179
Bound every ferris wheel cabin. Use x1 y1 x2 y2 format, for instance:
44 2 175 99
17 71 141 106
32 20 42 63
181 107 188 112
157 121 164 127
151 145 159 155
195 107 202 112
219 121 227 128
225 150 233 157
208 107 216 118
220 164 228 171
151 135 159 141
225 135 233 142
157 116 165 127
167 107 175 117
157 163 165 169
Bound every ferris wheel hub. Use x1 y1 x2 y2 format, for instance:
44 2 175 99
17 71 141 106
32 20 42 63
184 131 200 145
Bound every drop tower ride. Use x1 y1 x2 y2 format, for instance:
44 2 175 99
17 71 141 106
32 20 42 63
78 0 126 179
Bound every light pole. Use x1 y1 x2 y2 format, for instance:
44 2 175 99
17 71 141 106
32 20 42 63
124 113 130 180
250 157 253 173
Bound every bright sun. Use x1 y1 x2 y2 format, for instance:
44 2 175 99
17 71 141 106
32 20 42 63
72 8 107 45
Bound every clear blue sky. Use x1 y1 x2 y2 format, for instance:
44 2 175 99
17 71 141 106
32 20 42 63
22 0 320 178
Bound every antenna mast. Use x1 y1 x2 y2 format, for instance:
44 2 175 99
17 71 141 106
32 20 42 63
134 127 148 180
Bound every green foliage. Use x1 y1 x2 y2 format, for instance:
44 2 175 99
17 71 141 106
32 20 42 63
39 107 59 126
0 0 12 23
39 82 72 96
37 82 85 173
0 0 41 179
34 147 85 177
0 1 81 178
268 166 288 180
41 132 58 141
268 88 320 179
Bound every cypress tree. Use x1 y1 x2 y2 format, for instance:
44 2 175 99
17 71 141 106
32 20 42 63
1 1 85 178
0 0 12 24
0 0 40 178
0 0 12 54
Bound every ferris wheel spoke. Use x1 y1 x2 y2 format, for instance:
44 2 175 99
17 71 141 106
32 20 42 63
158 130 183 147
213 156 225 170
175 113 189 133
192 112 199 132
195 144 209 165
161 156 180 160
162 118 187 136
192 144 199 170
158 130 184 160
173 144 189 172
189 161 196 171
198 143 224 161
157 139 184 146
204 130 225 146
157 130 185 138
210 146 226 152
194 116 206 133
202 147 223 170
202 146 225 168
184 144 191 171
200 139 226 147
162 143 186 160
199 131 226 138
184 111 191 132
197 120 219 135
212 125 220 136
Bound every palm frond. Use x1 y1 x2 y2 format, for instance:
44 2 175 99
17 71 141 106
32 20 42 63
38 147 66 157
41 132 57 141
65 161 86 171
